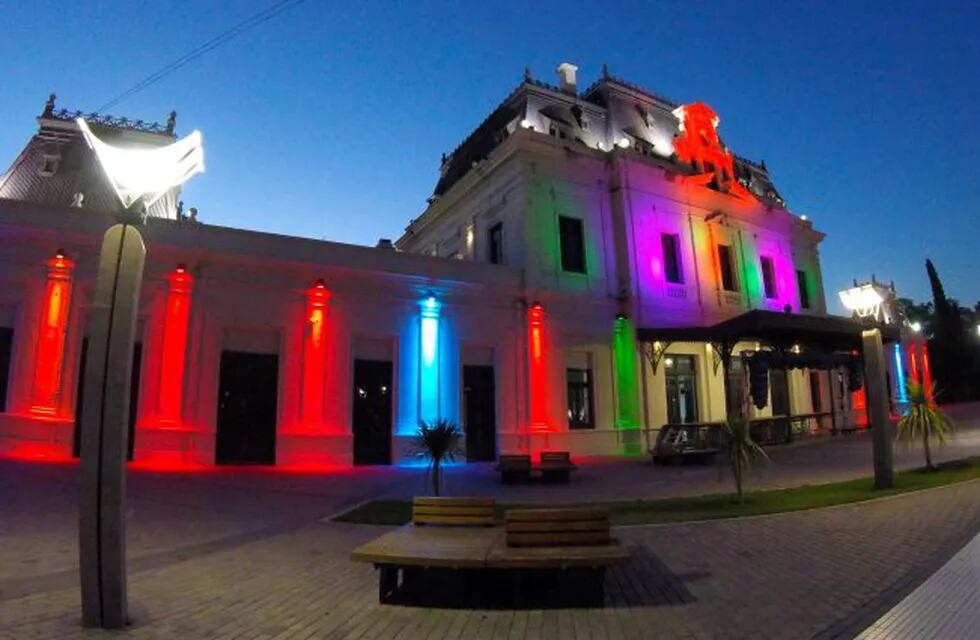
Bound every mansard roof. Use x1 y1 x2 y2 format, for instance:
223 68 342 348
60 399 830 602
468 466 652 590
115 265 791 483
429 65 786 208
0 95 180 218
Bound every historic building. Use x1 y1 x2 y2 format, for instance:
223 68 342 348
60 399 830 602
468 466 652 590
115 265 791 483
0 65 874 469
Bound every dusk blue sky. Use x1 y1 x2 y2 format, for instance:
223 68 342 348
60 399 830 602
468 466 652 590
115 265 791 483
3 1 978 313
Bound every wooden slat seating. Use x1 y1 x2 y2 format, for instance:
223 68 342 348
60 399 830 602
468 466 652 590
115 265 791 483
496 454 532 484
412 497 496 527
538 451 575 484
350 503 630 605
505 507 610 547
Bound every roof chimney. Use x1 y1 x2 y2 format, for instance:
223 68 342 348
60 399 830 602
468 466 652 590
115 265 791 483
556 62 578 95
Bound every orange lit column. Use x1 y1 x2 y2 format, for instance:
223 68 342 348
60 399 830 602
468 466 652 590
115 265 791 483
156 266 193 424
31 250 75 415
300 280 331 429
527 302 549 431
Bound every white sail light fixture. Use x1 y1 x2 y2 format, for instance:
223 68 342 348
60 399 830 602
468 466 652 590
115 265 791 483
77 117 205 210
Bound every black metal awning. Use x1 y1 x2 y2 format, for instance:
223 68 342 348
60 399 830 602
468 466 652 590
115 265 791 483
637 309 899 353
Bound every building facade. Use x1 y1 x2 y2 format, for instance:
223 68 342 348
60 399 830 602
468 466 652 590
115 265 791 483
0 68 866 469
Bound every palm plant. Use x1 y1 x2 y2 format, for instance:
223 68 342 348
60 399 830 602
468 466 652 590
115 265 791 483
897 382 953 471
413 419 462 496
720 417 769 502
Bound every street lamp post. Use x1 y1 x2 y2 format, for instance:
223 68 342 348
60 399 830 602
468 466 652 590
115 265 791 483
838 283 894 489
75 118 203 628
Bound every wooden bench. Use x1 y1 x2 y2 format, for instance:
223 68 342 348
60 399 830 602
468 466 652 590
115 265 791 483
412 497 495 527
488 507 630 604
350 502 629 605
497 452 576 484
496 454 532 484
539 451 575 484
351 497 497 602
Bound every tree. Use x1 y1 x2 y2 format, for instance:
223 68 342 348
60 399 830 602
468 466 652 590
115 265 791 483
897 382 953 470
925 259 971 402
719 417 769 502
413 419 462 496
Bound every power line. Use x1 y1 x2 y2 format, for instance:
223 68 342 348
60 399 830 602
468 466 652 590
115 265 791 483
99 0 306 112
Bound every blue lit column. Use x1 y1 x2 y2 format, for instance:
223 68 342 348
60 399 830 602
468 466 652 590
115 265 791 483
419 293 441 423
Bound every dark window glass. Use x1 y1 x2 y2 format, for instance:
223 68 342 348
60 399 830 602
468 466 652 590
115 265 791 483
809 371 822 413
0 327 11 413
661 233 683 284
665 355 699 424
727 355 746 415
558 216 586 273
718 244 738 292
566 368 594 429
797 269 811 309
488 223 503 265
760 255 777 298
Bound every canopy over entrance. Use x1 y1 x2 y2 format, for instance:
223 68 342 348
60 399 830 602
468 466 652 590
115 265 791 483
637 309 899 353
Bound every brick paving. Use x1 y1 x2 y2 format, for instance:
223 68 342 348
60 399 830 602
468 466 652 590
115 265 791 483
1 411 979 638
856 529 980 639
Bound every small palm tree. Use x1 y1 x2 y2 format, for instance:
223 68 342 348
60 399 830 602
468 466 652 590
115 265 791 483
413 419 462 496
720 417 769 502
897 382 953 471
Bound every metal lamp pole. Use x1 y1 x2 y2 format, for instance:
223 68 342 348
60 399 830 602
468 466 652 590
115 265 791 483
75 117 203 628
78 203 147 628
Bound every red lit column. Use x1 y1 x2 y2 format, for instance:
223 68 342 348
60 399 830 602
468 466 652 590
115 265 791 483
156 266 193 424
527 302 549 431
31 250 75 415
300 280 331 430
908 342 920 384
920 341 935 404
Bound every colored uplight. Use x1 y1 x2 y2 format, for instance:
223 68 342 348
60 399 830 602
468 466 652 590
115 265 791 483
157 266 194 424
672 101 754 201
920 342 934 404
419 293 441 422
77 118 205 209
31 251 75 414
893 343 908 403
301 279 331 430
612 315 640 432
527 302 549 431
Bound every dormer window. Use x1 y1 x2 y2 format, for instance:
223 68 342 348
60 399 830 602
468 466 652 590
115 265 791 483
38 154 59 178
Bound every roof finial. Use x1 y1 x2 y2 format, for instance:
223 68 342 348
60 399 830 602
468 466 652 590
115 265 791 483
43 94 56 117
523 66 533 82
602 63 610 79
166 110 177 134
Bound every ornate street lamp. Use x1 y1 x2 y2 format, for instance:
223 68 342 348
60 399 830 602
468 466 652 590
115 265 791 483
75 117 204 628
839 283 894 489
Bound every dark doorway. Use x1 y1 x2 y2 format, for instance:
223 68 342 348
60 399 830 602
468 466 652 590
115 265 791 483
463 365 496 461
0 327 12 413
770 368 790 416
73 338 142 460
352 359 392 465
216 350 278 465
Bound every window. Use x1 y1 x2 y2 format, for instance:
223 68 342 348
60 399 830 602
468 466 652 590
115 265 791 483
797 269 811 309
809 371 823 413
760 255 777 298
566 368 594 429
665 355 698 424
717 244 738 292
558 216 586 273
487 223 503 264
0 327 12 413
661 233 683 284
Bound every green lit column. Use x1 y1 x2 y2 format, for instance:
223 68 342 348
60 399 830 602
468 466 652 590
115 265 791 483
613 314 642 453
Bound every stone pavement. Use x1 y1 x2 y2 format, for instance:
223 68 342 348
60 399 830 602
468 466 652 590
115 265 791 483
1 408 979 638
856 529 980 639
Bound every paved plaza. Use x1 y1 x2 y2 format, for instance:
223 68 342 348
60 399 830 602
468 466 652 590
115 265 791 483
1 410 979 639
